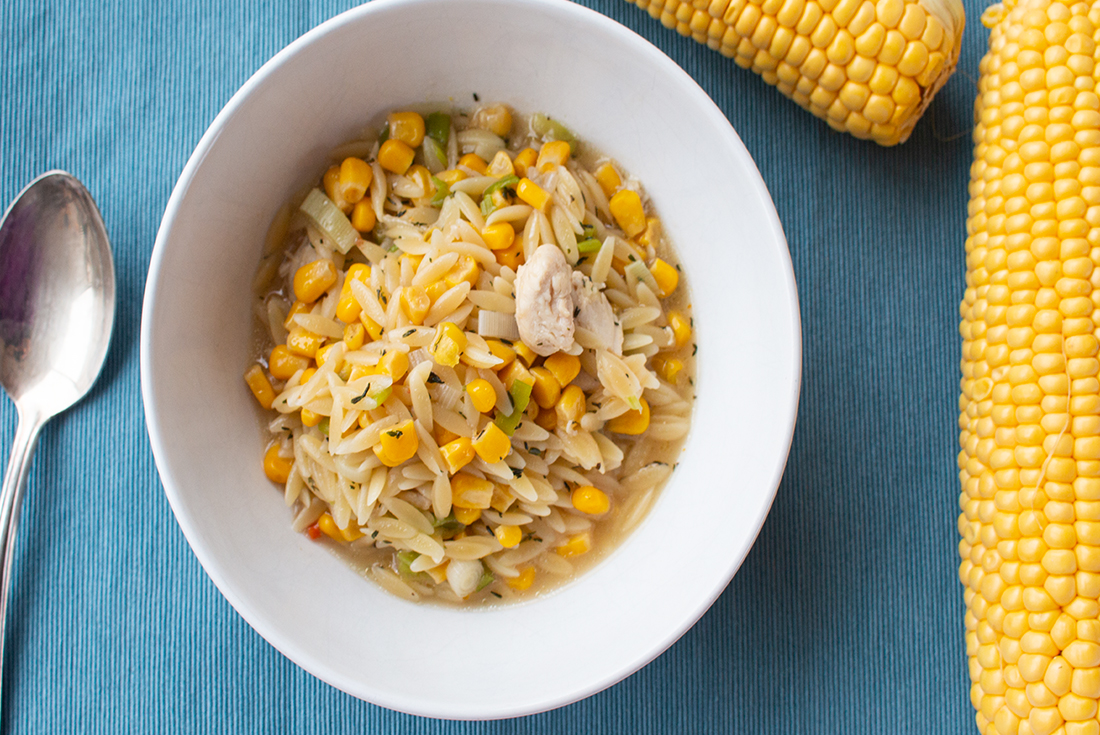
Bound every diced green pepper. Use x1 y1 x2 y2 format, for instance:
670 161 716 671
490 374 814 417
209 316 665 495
430 176 450 207
426 112 451 146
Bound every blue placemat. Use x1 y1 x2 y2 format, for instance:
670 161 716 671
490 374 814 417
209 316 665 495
0 0 980 731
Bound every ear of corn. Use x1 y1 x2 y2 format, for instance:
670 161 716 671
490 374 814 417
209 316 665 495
958 2 1100 734
627 0 965 145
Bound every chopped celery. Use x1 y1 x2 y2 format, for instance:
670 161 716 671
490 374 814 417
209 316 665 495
531 113 577 154
493 379 533 435
423 137 447 174
432 513 465 535
476 566 494 592
626 396 643 411
396 551 429 581
426 112 451 146
371 386 392 405
576 238 601 254
299 188 358 254
430 176 450 207
318 418 330 436
379 122 390 143
624 259 660 294
479 174 519 216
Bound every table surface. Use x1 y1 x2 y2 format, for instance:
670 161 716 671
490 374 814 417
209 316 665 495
0 0 980 731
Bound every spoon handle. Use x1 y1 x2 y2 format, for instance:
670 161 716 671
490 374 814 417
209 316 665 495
0 409 43 702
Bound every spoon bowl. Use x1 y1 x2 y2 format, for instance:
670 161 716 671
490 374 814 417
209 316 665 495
0 170 115 706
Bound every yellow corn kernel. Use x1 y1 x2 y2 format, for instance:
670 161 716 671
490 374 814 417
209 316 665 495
387 111 425 147
379 139 415 174
481 221 515 251
374 419 419 467
263 443 292 484
637 216 663 249
556 532 591 558
444 256 480 288
513 341 537 367
595 161 622 197
556 384 586 428
425 280 449 302
458 153 489 176
400 285 431 325
337 156 373 204
322 165 341 202
348 364 376 382
336 263 371 323
606 398 650 435
485 339 516 367
286 327 324 359
649 258 679 297
530 367 561 410
451 472 495 509
436 168 467 186
377 349 410 382
609 189 646 237
535 406 557 432
298 367 316 386
300 408 322 427
506 566 536 591
244 364 275 409
314 343 344 377
495 240 524 270
360 313 383 341
488 150 515 177
516 178 550 211
537 140 571 172
668 311 692 349
351 200 376 233
472 422 512 464
512 148 537 178
405 164 432 196
474 103 513 136
293 259 338 304
439 437 476 475
343 322 366 351
466 379 497 413
571 485 610 515
317 512 363 542
542 353 580 387
453 506 481 525
494 524 522 549
283 300 309 330
499 360 534 392
430 322 467 367
654 356 685 383
268 345 309 380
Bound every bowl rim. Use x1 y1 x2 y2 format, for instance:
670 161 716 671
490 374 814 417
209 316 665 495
140 0 802 718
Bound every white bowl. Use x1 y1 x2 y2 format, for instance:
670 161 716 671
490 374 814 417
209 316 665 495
141 0 800 719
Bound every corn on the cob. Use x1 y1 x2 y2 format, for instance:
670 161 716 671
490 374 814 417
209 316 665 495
958 2 1100 733
628 0 965 145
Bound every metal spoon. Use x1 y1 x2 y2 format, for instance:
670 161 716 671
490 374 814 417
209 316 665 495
0 171 115 699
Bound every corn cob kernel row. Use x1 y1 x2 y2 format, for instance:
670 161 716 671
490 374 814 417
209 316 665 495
959 1 1100 734
627 0 964 145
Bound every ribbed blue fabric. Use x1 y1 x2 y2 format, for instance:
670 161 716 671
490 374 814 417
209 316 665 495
0 0 981 731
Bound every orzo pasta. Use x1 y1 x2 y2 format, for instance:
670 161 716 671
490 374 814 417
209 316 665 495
245 104 696 604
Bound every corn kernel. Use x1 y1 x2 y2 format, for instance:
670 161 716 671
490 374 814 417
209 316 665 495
337 156 373 204
401 285 431 325
377 349 409 382
494 524 522 548
444 256 480 288
499 360 534 392
425 280 449 302
454 506 481 525
348 364 375 382
317 512 363 542
351 200 376 233
473 422 512 464
451 472 494 509
542 353 580 388
637 216 663 249
286 327 324 359
488 150 515 177
343 322 366 351
649 258 679 296
516 178 550 211
512 148 538 178
244 364 275 409
263 443 293 484
514 341 537 367
405 164 431 196
654 356 685 383
537 140 571 172
379 139 415 174
298 367 316 386
434 424 460 446
439 437 476 475
506 566 536 591
458 153 489 176
466 379 497 413
387 111 425 147
430 322 467 367
360 313 383 341
609 189 646 237
322 165 341 202
595 161 622 198
535 406 557 431
557 532 591 558
283 300 309 330
668 311 692 349
530 367 561 409
481 222 515 251
300 408 322 427
374 418 419 467
474 103 512 137
606 398 650 435
436 168 467 186
485 339 516 367
293 259 338 304
268 345 309 380
314 342 338 369
336 263 371 323
495 240 525 270
556 384 586 428
572 485 610 515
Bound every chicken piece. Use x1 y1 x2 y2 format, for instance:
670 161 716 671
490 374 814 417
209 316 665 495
514 244 575 356
572 271 623 354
